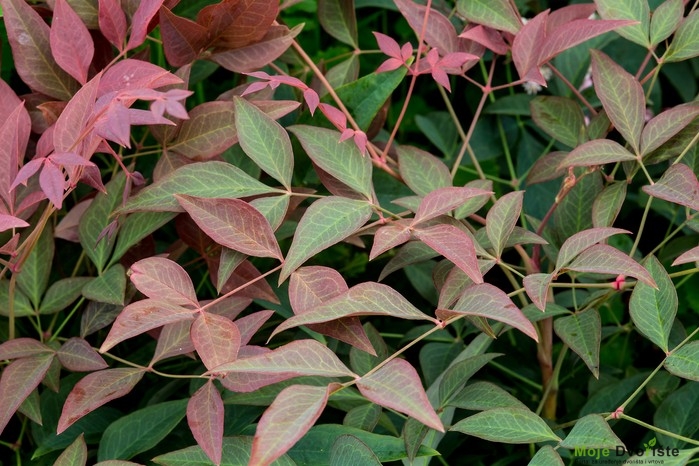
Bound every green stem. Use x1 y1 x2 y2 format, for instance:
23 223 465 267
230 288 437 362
630 196 652 258
49 297 86 343
618 414 699 447
536 346 568 416
672 130 699 167
489 360 543 391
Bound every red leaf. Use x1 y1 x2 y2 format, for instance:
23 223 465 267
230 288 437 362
191 312 241 371
130 256 199 306
210 24 300 74
643 163 699 211
0 354 54 435
373 31 402 59
169 101 236 159
175 195 283 260
556 227 631 271
413 187 492 225
0 0 78 100
439 283 539 341
357 359 443 432
99 299 197 352
0 100 31 212
150 320 196 364
98 59 182 96
51 0 94 84
673 246 699 266
235 310 274 346
99 0 127 50
159 6 208 67
394 0 459 54
523 273 554 310
221 260 280 304
546 4 597 32
0 338 54 360
459 25 509 55
40 161 66 209
564 244 656 287
54 74 100 154
512 10 547 85
187 380 224 466
57 368 145 433
413 224 483 284
539 19 636 64
126 0 165 51
0 213 29 233
251 384 333 466
57 337 108 372
370 222 412 260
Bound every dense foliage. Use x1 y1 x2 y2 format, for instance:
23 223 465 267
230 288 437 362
1 0 699 464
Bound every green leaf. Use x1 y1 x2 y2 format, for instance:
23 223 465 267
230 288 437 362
234 97 294 190
438 354 501 408
152 436 296 466
0 278 35 317
98 399 187 461
79 172 126 272
643 163 699 211
554 310 601 378
629 256 676 352
343 403 381 431
594 0 650 47
590 50 645 152
120 162 280 213
580 372 649 416
451 407 561 443
415 113 458 158
279 197 372 283
665 342 699 382
396 146 451 197
169 101 236 159
40 278 91 315
641 104 699 156
449 381 528 411
334 67 408 132
318 0 357 48
54 434 87 466
553 171 603 240
325 56 360 93
82 265 126 306
666 10 699 62
287 424 439 465
625 447 699 465
560 414 624 449
330 435 381 466
455 0 521 35
592 182 627 228
486 191 523 259
650 0 684 46
17 225 54 308
379 241 438 281
655 382 699 449
530 96 585 148
529 445 564 465
289 126 372 199
111 212 175 264
561 139 637 168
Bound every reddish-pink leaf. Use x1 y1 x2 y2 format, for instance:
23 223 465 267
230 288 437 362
208 339 356 379
357 359 443 432
485 191 524 258
370 222 412 260
55 199 92 242
191 312 241 371
373 32 402 59
98 59 182 96
289 266 374 355
187 380 224 466
0 214 29 233
643 163 699 211
556 227 631 271
40 161 66 209
130 257 198 306
394 0 459 53
413 224 483 284
57 337 108 372
0 354 54 435
0 0 78 100
169 101 236 159
564 244 656 287
512 10 547 85
210 25 301 74
175 195 282 260
559 139 637 168
160 6 208 67
0 338 54 360
51 0 94 84
438 283 538 341
99 299 197 352
126 0 164 51
251 384 333 466
459 25 509 55
591 50 645 153
235 310 275 346
99 0 127 49
641 104 699 156
0 100 29 212
54 434 87 466
57 368 145 433
150 320 196 365
54 74 100 154
272 282 436 338
523 273 554 311
539 19 636 64
413 187 493 225
673 246 699 266
221 260 280 304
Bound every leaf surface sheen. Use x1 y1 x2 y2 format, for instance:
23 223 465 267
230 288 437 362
0 354 54 435
129 257 198 306
554 309 601 378
413 187 492 225
191 312 241 371
187 381 224 466
413 224 482 284
451 407 561 443
51 0 94 84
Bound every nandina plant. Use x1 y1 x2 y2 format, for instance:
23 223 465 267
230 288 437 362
1 0 699 465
